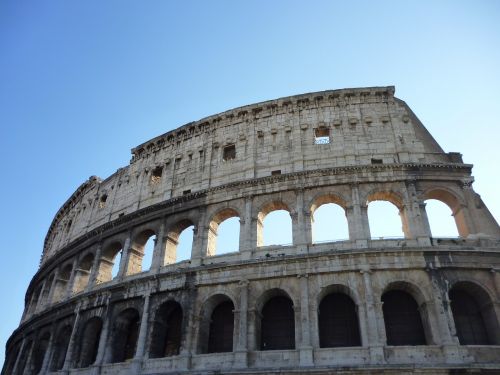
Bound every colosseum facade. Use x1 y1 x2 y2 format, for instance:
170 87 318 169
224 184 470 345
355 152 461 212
3 86 500 375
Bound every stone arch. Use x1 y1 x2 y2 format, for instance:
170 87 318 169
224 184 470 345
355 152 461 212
198 293 235 354
448 280 500 345
423 187 468 237
257 201 294 247
76 316 103 368
129 228 157 274
32 330 51 374
366 190 408 238
52 263 73 302
39 273 55 309
15 339 33 375
109 308 141 363
50 324 72 371
27 285 42 316
72 252 95 294
381 281 430 346
165 218 195 264
318 288 361 348
149 300 184 358
310 193 349 243
256 288 296 350
206 207 241 256
97 241 123 283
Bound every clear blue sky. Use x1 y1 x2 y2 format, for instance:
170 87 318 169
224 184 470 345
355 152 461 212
1 0 499 367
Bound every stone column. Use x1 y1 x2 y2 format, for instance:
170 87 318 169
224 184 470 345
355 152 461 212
295 189 311 253
21 341 35 375
190 208 207 266
46 268 60 306
298 274 313 366
150 220 166 272
34 279 48 314
347 184 371 246
93 296 112 366
360 269 385 364
64 257 80 299
130 293 151 373
239 196 253 258
234 280 249 367
61 304 82 373
86 244 103 291
10 338 26 375
403 181 432 245
117 232 132 279
40 324 56 373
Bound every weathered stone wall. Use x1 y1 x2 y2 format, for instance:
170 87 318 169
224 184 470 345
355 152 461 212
3 87 500 375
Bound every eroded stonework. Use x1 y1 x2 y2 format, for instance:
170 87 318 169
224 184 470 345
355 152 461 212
3 86 500 375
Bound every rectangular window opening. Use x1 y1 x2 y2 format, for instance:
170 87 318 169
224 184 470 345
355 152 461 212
271 170 282 176
183 190 191 195
371 158 383 165
223 144 236 161
314 127 330 144
151 166 163 184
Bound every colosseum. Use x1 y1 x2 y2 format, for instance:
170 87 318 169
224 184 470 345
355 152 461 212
3 86 500 375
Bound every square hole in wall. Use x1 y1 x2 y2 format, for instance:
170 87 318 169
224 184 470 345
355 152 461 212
314 127 330 144
223 144 236 161
150 166 163 184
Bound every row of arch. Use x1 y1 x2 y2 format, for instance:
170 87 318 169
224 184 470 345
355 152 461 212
10 279 499 374
25 187 469 320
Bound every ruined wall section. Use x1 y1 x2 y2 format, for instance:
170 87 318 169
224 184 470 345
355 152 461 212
41 86 459 263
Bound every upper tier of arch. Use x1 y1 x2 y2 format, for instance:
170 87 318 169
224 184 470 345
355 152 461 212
41 86 465 263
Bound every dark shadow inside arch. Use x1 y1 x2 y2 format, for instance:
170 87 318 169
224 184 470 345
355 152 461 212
449 283 499 345
319 293 361 347
110 308 140 363
50 325 72 371
76 317 103 368
149 301 183 358
33 332 50 374
260 296 295 350
207 300 234 353
382 290 426 346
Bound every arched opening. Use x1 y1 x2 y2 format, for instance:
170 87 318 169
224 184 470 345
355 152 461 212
72 253 94 294
382 290 426 346
367 192 406 239
76 317 103 368
207 300 234 353
110 308 140 363
198 295 235 354
50 325 72 371
149 301 183 358
165 220 194 264
449 282 500 345
425 199 459 237
130 229 157 274
33 332 50 374
16 340 33 375
96 242 123 283
40 274 54 307
52 264 73 302
258 202 293 246
28 287 42 316
311 198 349 243
424 188 468 237
318 293 361 347
206 208 240 256
260 295 295 350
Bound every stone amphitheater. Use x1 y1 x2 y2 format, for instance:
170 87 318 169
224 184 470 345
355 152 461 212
3 86 500 375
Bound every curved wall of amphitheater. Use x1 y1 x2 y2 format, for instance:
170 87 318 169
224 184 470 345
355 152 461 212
4 86 500 375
